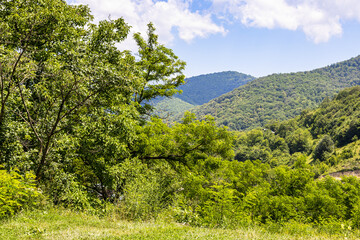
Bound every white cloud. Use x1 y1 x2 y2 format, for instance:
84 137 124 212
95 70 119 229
212 0 360 43
70 0 360 45
71 0 226 51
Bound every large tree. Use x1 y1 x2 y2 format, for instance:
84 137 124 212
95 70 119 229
0 0 185 182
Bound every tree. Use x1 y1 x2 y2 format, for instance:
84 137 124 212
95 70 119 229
0 0 92 128
133 113 234 169
313 135 334 161
286 128 312 154
0 0 92 172
0 0 186 183
0 0 137 179
133 23 186 115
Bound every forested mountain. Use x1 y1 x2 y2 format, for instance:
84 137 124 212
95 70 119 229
235 86 360 174
191 56 360 130
175 71 254 105
235 86 360 165
152 71 254 118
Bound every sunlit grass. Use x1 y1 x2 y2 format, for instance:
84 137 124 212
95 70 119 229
1 208 360 240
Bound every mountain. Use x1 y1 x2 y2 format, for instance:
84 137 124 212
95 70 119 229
175 71 255 105
190 56 360 131
233 86 360 176
274 85 360 174
296 86 360 148
152 71 254 118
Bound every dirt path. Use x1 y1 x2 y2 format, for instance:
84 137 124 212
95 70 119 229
322 169 360 180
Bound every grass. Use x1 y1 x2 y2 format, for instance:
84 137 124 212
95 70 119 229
1 208 360 240
325 140 360 175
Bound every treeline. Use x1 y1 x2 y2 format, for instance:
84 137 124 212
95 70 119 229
2 0 360 234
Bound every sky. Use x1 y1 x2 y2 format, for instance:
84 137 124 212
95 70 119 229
68 0 360 78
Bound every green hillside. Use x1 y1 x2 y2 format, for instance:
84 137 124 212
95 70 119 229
191 56 360 131
233 86 360 176
175 71 254 105
153 97 195 118
152 71 254 119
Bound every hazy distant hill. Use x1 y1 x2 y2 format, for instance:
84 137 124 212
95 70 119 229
191 56 360 131
152 71 254 117
175 71 255 105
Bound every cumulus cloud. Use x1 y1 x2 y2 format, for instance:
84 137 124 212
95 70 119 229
71 0 226 50
212 0 360 43
70 0 360 45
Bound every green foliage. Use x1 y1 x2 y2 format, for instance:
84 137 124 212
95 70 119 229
117 158 179 221
351 200 360 228
153 97 195 119
191 57 360 131
286 128 312 154
233 128 289 165
171 157 244 227
134 112 235 168
248 86 360 170
313 135 335 161
300 86 360 146
44 170 91 211
133 23 186 115
174 71 254 106
198 180 240 228
0 167 41 218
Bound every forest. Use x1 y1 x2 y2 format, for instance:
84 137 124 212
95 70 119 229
1 0 360 239
151 71 254 119
191 55 360 131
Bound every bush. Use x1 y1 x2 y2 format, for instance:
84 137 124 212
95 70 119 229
118 158 178 221
0 167 41 218
45 170 91 211
351 199 360 228
286 129 312 154
313 135 334 161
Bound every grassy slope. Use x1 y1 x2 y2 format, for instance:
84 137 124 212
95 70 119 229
1 209 359 240
191 56 360 131
153 97 195 119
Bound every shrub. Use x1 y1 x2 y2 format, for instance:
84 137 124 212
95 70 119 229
45 170 91 211
118 158 178 221
0 167 41 218
313 135 334 161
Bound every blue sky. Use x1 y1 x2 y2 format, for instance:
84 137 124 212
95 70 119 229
69 0 360 78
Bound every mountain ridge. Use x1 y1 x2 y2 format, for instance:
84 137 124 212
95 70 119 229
189 55 360 131
175 71 255 105
152 71 255 117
